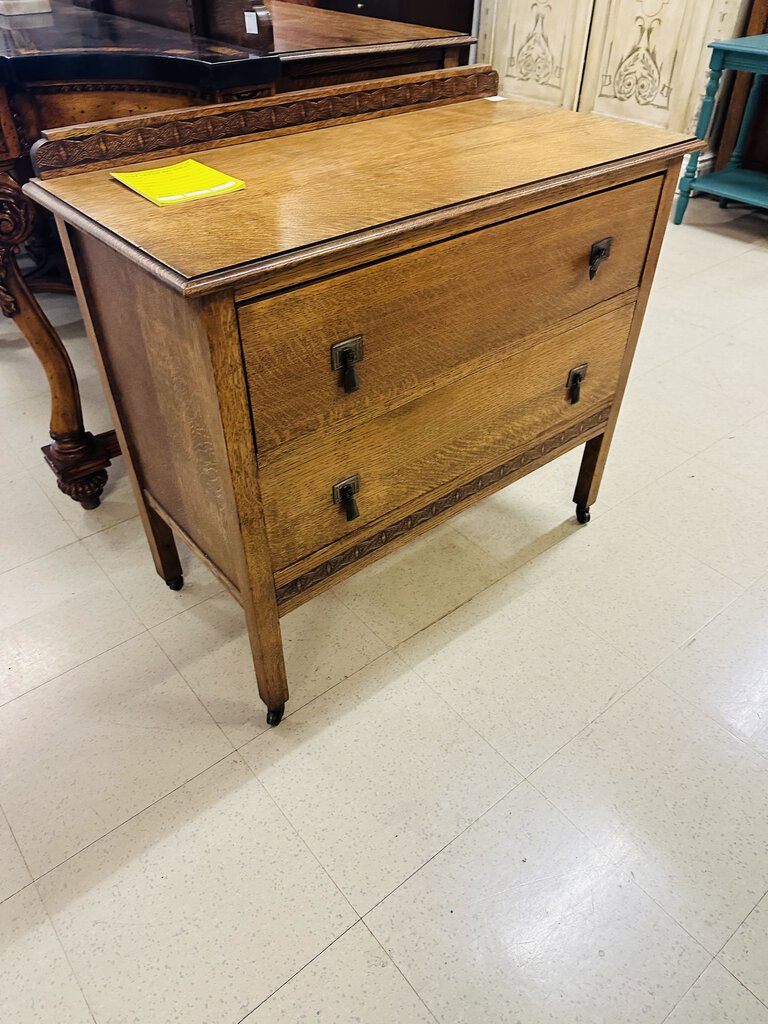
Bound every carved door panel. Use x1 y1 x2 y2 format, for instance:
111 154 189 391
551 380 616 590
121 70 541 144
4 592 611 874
483 0 595 109
479 0 747 130
579 0 746 131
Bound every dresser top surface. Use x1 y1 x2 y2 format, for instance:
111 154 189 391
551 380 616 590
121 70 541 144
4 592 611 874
30 96 693 284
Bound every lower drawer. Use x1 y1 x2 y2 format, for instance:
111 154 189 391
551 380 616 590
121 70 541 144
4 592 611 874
260 303 635 570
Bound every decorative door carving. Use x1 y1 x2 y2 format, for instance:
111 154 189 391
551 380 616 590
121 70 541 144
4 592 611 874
581 0 745 130
481 0 748 131
482 0 594 108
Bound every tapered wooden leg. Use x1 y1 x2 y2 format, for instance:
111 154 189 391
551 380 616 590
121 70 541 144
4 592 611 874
201 298 290 725
0 172 116 508
144 503 184 589
573 432 607 522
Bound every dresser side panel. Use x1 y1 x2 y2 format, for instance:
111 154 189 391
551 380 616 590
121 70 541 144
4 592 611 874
70 231 242 585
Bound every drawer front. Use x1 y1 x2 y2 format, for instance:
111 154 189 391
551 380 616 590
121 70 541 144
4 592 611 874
260 304 635 570
240 176 660 454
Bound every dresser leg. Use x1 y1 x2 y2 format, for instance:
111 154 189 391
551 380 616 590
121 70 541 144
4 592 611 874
573 433 606 521
266 704 285 727
143 504 184 590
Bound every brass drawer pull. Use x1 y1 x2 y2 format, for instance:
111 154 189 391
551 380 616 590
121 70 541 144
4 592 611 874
589 237 613 280
330 336 364 394
333 474 361 522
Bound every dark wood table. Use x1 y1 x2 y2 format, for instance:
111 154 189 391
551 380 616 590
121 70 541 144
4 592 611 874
0 0 472 507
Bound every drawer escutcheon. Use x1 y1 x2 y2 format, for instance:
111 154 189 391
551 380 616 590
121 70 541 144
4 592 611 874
332 474 361 522
330 335 364 394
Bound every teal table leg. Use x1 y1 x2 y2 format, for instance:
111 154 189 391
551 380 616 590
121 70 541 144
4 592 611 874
675 56 725 224
728 72 765 170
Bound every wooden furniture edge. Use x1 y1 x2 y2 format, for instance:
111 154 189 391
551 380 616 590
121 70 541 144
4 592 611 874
30 65 498 178
142 490 242 601
573 161 683 513
277 35 475 62
199 294 290 713
23 183 190 292
227 150 698 301
25 145 696 301
55 216 185 587
275 407 611 614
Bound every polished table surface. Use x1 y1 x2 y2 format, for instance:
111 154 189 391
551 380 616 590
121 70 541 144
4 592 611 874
0 0 466 73
0 0 473 511
37 98 693 285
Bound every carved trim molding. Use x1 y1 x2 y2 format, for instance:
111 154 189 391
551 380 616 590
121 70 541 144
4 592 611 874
33 68 499 176
276 407 609 606
0 173 35 318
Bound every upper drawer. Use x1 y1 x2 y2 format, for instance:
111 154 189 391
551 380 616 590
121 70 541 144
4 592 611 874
239 175 661 453
260 303 635 571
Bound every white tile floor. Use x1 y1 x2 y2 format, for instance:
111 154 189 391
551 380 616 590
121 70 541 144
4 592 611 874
1 196 767 1023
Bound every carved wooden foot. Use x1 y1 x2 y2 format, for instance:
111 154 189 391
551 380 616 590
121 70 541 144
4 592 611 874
42 428 120 509
0 171 117 508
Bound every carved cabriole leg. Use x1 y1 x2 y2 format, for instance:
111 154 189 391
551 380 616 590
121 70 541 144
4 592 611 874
0 172 115 508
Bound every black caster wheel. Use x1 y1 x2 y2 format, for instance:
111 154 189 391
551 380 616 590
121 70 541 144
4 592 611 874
576 505 591 525
266 704 285 727
167 576 184 591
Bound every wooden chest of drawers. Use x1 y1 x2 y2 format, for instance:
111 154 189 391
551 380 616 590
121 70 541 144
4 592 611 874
25 67 697 725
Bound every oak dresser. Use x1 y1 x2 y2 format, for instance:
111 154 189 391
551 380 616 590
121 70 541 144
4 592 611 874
25 66 698 725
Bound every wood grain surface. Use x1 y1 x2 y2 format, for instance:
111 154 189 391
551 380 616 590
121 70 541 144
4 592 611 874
241 175 660 453
70 231 242 586
259 303 635 569
269 0 465 51
32 66 496 178
28 96 694 282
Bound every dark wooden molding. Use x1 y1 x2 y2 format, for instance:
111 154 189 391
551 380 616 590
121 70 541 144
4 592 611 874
31 66 499 178
0 173 35 316
275 407 611 606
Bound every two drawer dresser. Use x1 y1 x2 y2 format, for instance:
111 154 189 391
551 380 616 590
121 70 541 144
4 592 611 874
25 67 698 725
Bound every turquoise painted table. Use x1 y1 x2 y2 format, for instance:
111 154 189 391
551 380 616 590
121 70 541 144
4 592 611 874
675 33 768 223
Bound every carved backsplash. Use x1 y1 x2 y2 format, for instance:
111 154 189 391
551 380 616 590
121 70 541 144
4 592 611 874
481 0 748 132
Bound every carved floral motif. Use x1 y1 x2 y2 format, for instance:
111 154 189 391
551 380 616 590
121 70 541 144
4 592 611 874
0 173 35 318
507 2 563 90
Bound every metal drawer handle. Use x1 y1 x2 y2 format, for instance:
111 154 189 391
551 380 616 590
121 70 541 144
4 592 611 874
331 336 364 394
589 237 613 280
567 363 588 404
333 474 361 522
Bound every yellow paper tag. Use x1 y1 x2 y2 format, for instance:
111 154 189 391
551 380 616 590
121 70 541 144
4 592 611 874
110 159 245 207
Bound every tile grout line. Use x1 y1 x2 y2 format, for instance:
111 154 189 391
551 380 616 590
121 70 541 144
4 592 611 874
360 918 442 1024
31 873 99 1024
0 620 149 712
657 955 714 1024
716 960 768 1013
233 919 362 1024
0 802 35 906
359 778 526 923
237 751 361 923
29 748 238 886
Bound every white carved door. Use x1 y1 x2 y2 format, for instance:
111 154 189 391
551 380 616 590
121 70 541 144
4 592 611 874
479 0 747 131
579 0 745 130
482 0 595 109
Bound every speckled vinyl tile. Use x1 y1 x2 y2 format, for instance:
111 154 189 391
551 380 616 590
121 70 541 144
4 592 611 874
37 754 357 1024
367 782 708 1024
531 678 768 952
